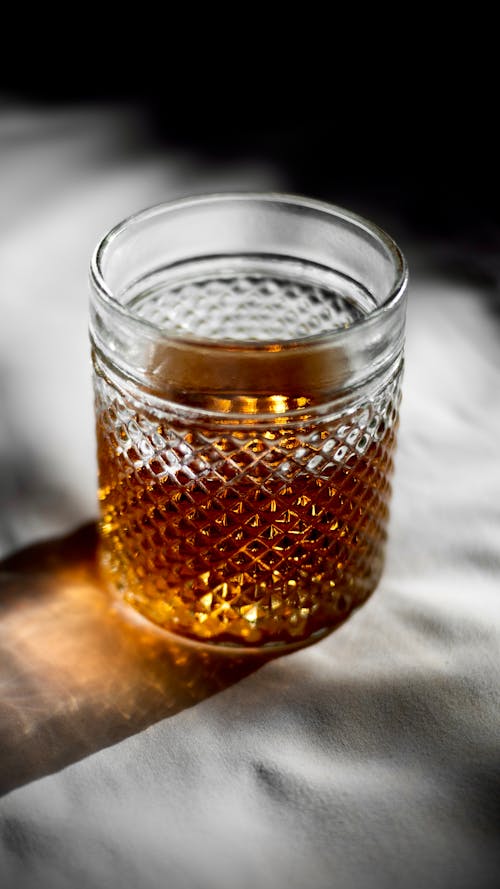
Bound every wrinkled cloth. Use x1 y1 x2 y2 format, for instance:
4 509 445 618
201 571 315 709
0 106 499 889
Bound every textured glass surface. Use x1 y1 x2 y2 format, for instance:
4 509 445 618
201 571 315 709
94 361 402 648
90 194 408 651
125 262 376 341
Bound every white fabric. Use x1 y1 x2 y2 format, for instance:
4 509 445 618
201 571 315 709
0 106 499 889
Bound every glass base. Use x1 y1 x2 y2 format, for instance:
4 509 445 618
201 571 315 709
110 591 336 658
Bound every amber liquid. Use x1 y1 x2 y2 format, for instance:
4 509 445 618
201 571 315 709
95 371 399 648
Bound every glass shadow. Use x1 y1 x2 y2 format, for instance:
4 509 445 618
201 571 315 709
0 524 270 797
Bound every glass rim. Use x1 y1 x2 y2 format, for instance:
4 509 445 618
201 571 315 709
90 191 408 352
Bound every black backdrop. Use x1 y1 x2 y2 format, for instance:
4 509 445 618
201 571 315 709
3 67 499 288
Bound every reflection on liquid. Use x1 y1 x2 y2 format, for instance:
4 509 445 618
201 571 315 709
0 524 270 797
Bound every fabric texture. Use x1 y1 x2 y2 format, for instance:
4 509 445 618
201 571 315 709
0 106 499 889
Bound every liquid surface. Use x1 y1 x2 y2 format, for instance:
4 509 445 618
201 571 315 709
123 259 376 342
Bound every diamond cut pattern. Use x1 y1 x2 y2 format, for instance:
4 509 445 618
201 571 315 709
95 367 402 646
132 274 368 341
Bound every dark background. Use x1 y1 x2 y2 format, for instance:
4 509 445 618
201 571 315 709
3 67 498 267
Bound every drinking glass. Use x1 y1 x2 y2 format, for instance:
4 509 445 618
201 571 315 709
90 194 408 653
